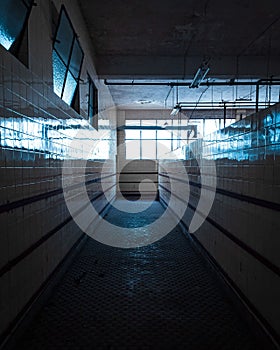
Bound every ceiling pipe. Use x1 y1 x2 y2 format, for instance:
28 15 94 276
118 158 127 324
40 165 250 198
104 79 280 87
179 101 276 105
176 101 277 110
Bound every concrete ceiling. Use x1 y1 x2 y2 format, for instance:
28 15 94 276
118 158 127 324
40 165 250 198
77 0 280 108
78 0 280 78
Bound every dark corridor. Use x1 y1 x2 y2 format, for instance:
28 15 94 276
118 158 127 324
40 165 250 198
16 201 260 350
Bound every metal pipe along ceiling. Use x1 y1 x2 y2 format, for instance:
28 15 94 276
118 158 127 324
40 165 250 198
104 79 280 87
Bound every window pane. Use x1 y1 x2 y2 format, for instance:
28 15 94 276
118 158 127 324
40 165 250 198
62 71 77 105
205 119 220 135
225 118 236 127
52 8 84 107
190 119 203 137
88 77 98 122
141 129 156 139
142 140 156 159
125 129 140 139
142 120 156 126
180 129 188 139
163 119 173 127
126 140 140 159
93 140 109 159
173 138 186 149
69 38 83 79
0 0 31 50
52 51 67 98
54 10 74 65
125 120 140 126
157 130 172 139
172 121 180 138
157 139 172 158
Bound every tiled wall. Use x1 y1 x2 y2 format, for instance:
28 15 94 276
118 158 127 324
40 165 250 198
0 0 116 342
159 103 280 340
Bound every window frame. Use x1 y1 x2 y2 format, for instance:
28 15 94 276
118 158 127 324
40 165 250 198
0 0 34 66
124 119 201 160
52 5 84 106
125 120 173 160
88 74 99 129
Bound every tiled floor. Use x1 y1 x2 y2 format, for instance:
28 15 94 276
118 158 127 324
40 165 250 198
17 200 260 349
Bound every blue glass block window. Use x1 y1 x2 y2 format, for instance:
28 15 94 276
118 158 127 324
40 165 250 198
0 0 33 50
53 6 84 106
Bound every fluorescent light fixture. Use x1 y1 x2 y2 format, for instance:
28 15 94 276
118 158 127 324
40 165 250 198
170 104 180 116
189 65 210 88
